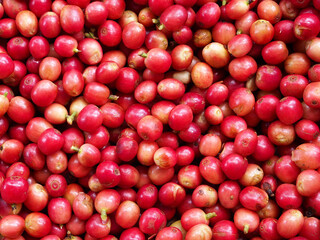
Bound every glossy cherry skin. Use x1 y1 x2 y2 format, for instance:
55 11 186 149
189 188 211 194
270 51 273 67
39 11 61 39
196 2 221 28
180 92 205 114
119 227 145 240
218 180 241 209
144 48 172 74
139 208 167 235
95 161 121 187
185 223 212 240
276 96 303 125
115 67 140 94
7 96 35 124
159 182 186 208
29 36 49 59
15 10 38 37
77 104 103 133
62 128 84 154
48 197 72 224
228 56 257 82
122 21 146 50
85 1 108 26
94 189 121 220
25 212 52 238
239 186 269 211
78 38 103 65
277 209 304 239
24 183 48 212
229 87 255 116
0 214 25 238
199 156 226 185
294 13 320 40
23 143 46 171
221 153 248 180
156 226 183 240
45 174 67 197
148 0 173 16
212 220 239 240
0 139 24 164
258 218 282 240
98 20 122 47
296 170 320 196
6 162 30 179
96 61 120 84
116 136 139 162
280 74 308 98
115 200 140 229
83 82 110 107
275 183 303 210
101 102 125 129
86 213 111 238
54 35 78 58
299 217 320 240
7 37 30 61
234 208 260 234
159 4 188 31
37 128 64 155
60 5 84 34
0 176 28 204
168 105 193 131
38 56 61 81
157 78 185 100
303 82 320 109
76 143 101 167
137 115 163 141
255 95 279 122
192 184 217 208
136 183 158 209
275 155 300 183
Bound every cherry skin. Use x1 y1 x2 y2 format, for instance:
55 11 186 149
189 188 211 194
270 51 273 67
48 197 72 225
1 176 28 204
85 213 111 238
139 207 167 235
25 212 52 238
95 161 121 187
144 48 172 74
77 104 103 133
37 128 64 156
0 214 25 238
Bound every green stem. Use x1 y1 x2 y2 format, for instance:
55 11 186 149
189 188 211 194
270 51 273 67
157 23 164 30
109 95 119 101
243 224 250 234
71 145 80 152
206 212 217 220
236 29 242 35
152 18 159 24
101 209 107 221
151 18 164 30
66 111 77 125
11 204 16 211
139 52 148 58
85 32 98 40
3 92 7 98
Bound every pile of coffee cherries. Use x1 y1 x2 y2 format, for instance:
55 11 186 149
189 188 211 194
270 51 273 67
1 0 320 239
